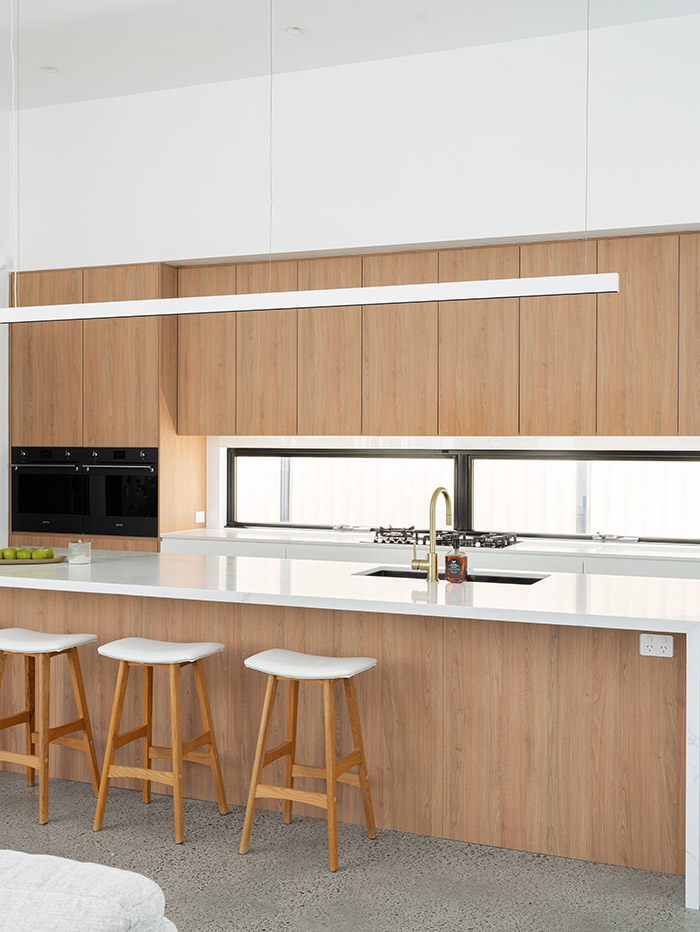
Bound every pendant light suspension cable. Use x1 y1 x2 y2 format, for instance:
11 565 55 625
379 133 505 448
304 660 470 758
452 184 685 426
584 0 591 271
268 0 274 292
9 0 19 309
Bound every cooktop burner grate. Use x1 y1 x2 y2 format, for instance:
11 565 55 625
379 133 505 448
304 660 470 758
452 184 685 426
371 527 517 548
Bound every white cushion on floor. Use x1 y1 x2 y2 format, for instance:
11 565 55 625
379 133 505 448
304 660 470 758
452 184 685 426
0 849 176 932
98 637 224 665
0 627 97 654
244 648 377 680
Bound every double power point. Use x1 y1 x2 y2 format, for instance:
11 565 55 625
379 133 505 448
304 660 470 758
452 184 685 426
639 633 674 658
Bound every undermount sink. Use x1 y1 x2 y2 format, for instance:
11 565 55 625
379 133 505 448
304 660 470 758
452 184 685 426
358 568 546 585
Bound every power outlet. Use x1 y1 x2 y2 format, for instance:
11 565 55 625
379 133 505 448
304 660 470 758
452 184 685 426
639 633 674 658
195 511 205 524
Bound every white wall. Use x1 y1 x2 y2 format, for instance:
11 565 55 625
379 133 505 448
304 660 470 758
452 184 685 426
10 12 700 271
0 107 10 545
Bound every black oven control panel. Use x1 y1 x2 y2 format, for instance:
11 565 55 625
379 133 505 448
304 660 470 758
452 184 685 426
84 447 157 467
12 446 84 465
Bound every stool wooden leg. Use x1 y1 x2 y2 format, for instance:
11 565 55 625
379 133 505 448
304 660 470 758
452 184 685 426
67 648 100 796
37 654 50 825
24 655 36 788
142 665 153 804
344 677 376 839
93 660 130 832
239 674 277 855
193 659 227 815
169 664 184 844
283 679 299 824
323 679 338 872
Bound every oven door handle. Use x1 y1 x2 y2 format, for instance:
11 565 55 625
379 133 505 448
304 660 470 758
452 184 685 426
83 465 156 472
12 464 80 470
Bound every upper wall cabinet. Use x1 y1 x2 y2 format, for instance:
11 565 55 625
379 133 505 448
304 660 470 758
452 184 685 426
597 236 679 436
83 263 176 446
297 256 362 435
680 233 700 435
520 241 597 436
438 246 519 435
10 270 84 445
236 261 297 436
177 264 237 435
362 252 438 435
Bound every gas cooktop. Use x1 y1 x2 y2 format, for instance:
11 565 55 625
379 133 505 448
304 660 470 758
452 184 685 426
371 527 517 548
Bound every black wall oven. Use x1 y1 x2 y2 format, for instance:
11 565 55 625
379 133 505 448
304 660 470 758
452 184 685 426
83 448 158 537
11 447 158 538
12 447 85 534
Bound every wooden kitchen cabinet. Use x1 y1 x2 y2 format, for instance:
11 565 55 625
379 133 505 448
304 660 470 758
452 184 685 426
680 233 700 435
82 262 176 447
297 256 362 435
520 240 597 435
597 235 679 435
9 269 84 446
9 532 159 552
177 264 237 435
438 245 519 435
236 261 298 435
362 251 439 435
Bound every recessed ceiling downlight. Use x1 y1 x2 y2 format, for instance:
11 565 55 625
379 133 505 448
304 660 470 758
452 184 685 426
285 26 305 35
40 65 60 74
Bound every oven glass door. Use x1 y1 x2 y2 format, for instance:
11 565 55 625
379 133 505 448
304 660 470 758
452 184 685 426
12 466 85 534
84 467 158 537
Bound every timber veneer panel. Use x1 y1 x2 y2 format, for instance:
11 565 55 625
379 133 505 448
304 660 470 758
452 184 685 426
438 246 519 435
83 262 176 304
10 269 84 446
362 251 439 435
236 261 298 435
297 257 362 435
520 240 597 435
597 235 679 435
680 233 700 435
8 533 159 552
177 265 237 435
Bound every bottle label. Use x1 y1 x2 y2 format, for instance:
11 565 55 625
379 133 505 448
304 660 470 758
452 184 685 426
446 558 462 574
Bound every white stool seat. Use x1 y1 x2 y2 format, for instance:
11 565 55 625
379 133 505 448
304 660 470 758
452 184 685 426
98 637 224 665
244 648 376 680
0 627 97 654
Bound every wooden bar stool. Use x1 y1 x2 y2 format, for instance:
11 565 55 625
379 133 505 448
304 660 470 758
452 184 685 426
0 627 101 824
239 648 377 871
93 637 228 844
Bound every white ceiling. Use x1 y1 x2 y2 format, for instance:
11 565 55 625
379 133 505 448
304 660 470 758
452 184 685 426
0 0 697 109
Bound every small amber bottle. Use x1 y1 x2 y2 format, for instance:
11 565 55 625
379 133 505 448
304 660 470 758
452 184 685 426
445 535 468 583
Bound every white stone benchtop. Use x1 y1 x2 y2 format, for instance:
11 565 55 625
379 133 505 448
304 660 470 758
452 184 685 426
0 550 697 634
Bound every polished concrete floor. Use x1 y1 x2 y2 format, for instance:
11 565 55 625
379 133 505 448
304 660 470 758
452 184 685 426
1 771 699 932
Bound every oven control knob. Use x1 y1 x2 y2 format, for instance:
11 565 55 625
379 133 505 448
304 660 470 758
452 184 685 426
139 450 146 459
20 450 25 458
92 450 98 459
65 450 71 458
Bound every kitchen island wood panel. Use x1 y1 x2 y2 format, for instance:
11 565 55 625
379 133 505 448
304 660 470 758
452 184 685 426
520 240 597 435
438 245 519 435
0 588 684 874
597 235 679 435
362 251 439 435
176 264 238 436
236 261 298 436
297 257 363 436
680 233 700 435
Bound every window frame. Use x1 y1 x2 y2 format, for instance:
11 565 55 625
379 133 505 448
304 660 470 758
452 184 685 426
227 448 700 544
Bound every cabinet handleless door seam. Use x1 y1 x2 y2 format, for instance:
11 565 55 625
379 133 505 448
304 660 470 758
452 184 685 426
362 251 438 436
519 240 597 436
439 246 519 436
680 233 700 435
236 261 298 436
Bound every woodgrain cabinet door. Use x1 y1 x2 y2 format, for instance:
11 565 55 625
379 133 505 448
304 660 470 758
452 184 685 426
10 269 84 446
362 252 438 435
177 265 237 435
236 261 297 435
297 256 362 435
438 246 519 435
680 233 700 435
520 241 597 435
598 235 679 435
83 262 176 303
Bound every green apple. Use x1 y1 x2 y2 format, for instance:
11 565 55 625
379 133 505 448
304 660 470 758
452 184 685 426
3 548 16 560
44 548 55 560
31 549 47 560
16 549 30 560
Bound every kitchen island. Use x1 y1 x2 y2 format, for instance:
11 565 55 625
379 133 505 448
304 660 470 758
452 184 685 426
0 550 697 906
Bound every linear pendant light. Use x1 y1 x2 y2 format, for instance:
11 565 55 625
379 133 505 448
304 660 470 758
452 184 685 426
2 272 619 323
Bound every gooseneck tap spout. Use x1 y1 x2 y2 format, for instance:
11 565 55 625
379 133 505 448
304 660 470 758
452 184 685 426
411 486 453 582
